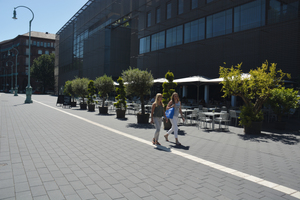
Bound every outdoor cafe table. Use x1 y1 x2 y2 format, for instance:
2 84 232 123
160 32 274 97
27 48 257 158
203 112 221 130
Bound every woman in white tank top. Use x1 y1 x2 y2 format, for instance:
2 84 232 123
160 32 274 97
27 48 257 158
164 92 185 145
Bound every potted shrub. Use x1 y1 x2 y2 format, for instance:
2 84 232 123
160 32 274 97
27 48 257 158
219 61 290 134
162 71 177 130
87 80 96 112
114 77 127 118
95 74 115 114
72 77 89 110
63 80 77 107
122 67 154 124
266 87 300 129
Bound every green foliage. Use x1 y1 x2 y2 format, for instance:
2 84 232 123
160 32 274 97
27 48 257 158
71 77 89 104
162 71 177 108
239 104 264 127
122 67 153 114
63 80 75 102
31 53 55 93
266 87 300 122
94 74 115 107
87 80 96 105
219 60 290 127
114 77 127 110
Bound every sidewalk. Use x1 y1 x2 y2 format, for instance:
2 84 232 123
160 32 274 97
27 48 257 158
1 93 300 200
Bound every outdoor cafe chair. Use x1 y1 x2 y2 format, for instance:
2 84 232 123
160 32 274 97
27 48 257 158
198 112 212 129
229 110 239 126
186 108 199 124
214 113 230 131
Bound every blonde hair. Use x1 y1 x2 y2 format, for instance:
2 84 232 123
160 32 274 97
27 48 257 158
171 92 180 104
154 93 164 107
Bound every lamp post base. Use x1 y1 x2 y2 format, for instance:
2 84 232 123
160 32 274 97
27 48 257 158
25 86 33 103
14 87 18 96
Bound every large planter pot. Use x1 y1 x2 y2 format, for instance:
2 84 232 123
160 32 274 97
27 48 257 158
116 109 126 119
137 113 150 124
275 121 286 130
80 103 87 110
244 121 262 134
88 104 95 112
163 119 172 130
99 106 108 114
70 101 77 107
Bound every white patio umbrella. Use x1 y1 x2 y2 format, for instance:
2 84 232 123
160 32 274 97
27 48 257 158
153 78 168 83
173 76 210 103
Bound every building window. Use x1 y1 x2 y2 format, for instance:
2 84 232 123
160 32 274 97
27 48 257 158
48 43 50 47
44 43 47 47
151 31 165 51
178 0 183 15
184 18 205 44
206 9 232 38
26 40 29 46
147 11 151 27
166 25 183 48
139 36 150 54
191 0 198 9
207 0 215 3
234 0 265 32
51 43 54 47
45 50 49 55
26 48 29 55
167 2 172 19
268 0 299 25
41 42 43 47
156 7 161 23
37 42 40 47
38 50 42 54
26 58 29 66
33 41 36 45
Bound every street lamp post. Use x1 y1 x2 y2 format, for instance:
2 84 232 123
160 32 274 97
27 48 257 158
13 5 34 103
8 48 19 96
6 61 14 93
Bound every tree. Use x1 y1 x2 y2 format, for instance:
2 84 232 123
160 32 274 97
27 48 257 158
31 53 55 93
87 80 96 105
122 67 153 115
266 87 300 122
64 80 75 102
114 77 127 110
72 77 89 104
94 74 115 107
162 71 177 109
219 61 290 127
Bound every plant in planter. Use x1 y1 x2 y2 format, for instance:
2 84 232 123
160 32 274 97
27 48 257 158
265 87 300 129
87 80 96 112
72 77 89 110
63 79 77 107
94 74 115 114
162 71 177 129
122 67 153 124
219 61 290 134
114 77 127 118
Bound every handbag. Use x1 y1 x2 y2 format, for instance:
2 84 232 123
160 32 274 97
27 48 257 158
165 107 174 119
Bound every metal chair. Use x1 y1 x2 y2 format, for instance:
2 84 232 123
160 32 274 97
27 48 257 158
198 112 212 129
215 113 230 131
186 108 199 124
229 110 238 126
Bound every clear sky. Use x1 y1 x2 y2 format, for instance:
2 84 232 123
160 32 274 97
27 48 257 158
0 0 88 42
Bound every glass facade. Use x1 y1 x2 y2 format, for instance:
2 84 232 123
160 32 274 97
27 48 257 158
156 7 161 23
206 9 232 38
166 25 183 48
151 31 165 51
191 0 198 9
167 2 172 19
178 0 183 15
234 0 266 32
139 36 150 54
184 18 205 43
268 0 299 24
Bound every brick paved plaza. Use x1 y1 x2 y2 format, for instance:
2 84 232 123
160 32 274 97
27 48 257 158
0 93 300 200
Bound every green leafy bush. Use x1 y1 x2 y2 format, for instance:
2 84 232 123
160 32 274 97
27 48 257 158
114 77 127 110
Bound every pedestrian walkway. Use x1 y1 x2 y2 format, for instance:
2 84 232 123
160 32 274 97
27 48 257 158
1 93 300 200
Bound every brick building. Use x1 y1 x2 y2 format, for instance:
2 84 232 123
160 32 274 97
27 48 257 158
0 31 55 93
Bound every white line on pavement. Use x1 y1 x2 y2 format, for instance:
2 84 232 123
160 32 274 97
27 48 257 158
29 97 300 199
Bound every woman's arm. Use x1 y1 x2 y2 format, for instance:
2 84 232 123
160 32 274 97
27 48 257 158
166 100 173 110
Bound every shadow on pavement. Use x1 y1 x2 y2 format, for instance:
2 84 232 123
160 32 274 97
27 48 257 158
126 123 155 129
238 132 300 145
